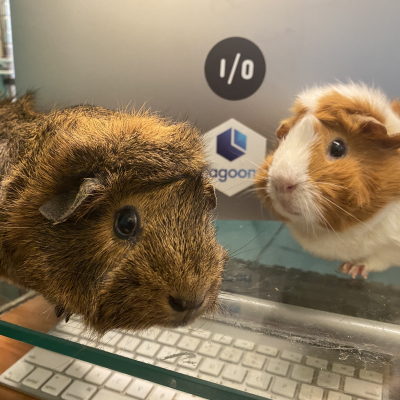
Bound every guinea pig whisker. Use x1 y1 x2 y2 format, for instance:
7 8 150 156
229 224 273 257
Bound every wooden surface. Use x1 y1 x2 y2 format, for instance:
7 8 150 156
0 295 60 400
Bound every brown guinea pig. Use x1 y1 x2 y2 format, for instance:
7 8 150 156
255 82 400 279
0 94 227 334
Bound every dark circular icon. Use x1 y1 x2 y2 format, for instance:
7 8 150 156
205 37 266 101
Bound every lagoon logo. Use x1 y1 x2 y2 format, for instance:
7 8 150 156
205 118 266 197
217 129 246 161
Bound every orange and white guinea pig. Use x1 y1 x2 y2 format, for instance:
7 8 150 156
255 82 400 279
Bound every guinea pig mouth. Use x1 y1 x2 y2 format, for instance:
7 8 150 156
275 198 301 216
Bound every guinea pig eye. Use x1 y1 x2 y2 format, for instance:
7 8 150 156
329 139 347 158
114 206 140 240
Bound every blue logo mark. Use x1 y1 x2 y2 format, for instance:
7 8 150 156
217 128 247 161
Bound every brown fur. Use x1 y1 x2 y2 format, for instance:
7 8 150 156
0 94 228 334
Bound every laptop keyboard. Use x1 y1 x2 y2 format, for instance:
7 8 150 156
0 315 388 400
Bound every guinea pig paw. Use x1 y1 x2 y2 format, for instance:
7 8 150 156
339 262 369 279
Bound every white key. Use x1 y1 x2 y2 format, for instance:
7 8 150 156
222 364 247 383
116 335 141 352
272 376 297 398
198 341 221 357
241 352 266 370
158 331 181 346
332 363 355 377
157 362 176 371
22 367 53 389
148 386 176 400
298 384 323 400
51 331 76 342
281 350 302 363
317 371 340 390
177 354 202 370
24 348 73 372
174 327 191 335
3 362 35 383
256 344 278 357
41 374 71 396
116 350 134 359
126 378 153 399
221 379 246 391
105 372 132 392
306 356 328 370
136 355 154 365
327 391 352 400
212 333 233 345
246 370 272 390
139 328 161 340
291 364 314 383
156 346 180 363
266 359 290 376
99 345 114 353
61 380 97 400
233 339 254 351
136 340 161 357
65 360 92 379
92 389 126 400
55 323 83 336
191 330 211 339
100 331 122 347
176 368 198 378
199 357 224 376
175 392 204 400
219 347 243 363
198 373 220 384
84 366 111 385
177 336 200 352
359 369 383 384
344 376 382 400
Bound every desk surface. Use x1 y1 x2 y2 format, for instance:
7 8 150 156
0 296 59 400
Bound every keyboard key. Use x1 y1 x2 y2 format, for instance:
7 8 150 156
175 392 206 400
177 354 202 370
256 344 278 357
221 379 245 391
158 331 181 346
331 363 354 377
116 335 141 352
177 336 200 352
139 328 161 340
266 359 290 376
220 347 243 363
92 389 127 400
61 380 96 400
25 348 73 372
246 370 272 390
272 376 297 398
22 367 53 389
65 360 92 379
199 357 224 376
221 364 247 383
306 356 328 370
136 340 161 357
136 356 154 365
84 366 111 385
191 330 211 339
299 384 323 400
198 341 221 357
100 331 123 347
317 371 340 390
3 362 35 383
291 364 314 383
281 350 302 363
212 333 233 345
176 368 198 378
241 352 266 370
157 362 176 371
116 350 134 359
126 378 153 399
327 391 352 400
156 346 180 364
149 386 176 400
105 372 132 392
359 369 384 384
198 373 220 384
41 374 72 396
233 339 254 351
344 376 382 400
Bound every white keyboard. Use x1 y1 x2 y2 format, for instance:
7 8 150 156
0 315 389 400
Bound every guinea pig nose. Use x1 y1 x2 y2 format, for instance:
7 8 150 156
274 178 298 194
168 296 204 312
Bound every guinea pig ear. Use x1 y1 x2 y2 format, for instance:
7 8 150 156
276 120 291 140
205 183 217 209
39 178 101 224
358 116 400 149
